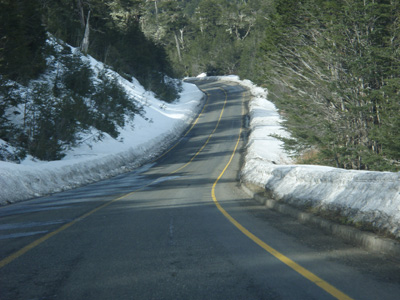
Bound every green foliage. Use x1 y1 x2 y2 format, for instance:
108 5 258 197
139 0 273 77
0 80 24 154
183 0 202 16
61 55 95 97
40 0 179 102
3 0 399 169
259 0 400 171
25 82 64 160
0 41 142 161
197 0 222 29
91 71 140 137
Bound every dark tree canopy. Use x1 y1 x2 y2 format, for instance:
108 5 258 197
0 0 47 82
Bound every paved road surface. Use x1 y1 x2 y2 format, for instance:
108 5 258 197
1 81 400 299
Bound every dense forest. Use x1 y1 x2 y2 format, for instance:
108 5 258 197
0 0 178 99
139 0 400 171
259 0 400 171
1 0 400 171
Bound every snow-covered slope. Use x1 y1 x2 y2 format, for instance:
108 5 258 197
0 50 204 205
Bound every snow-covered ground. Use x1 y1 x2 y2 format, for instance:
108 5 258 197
190 75 400 238
0 55 204 205
208 76 400 239
2 66 400 239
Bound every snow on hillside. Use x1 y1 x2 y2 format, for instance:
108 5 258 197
0 48 204 205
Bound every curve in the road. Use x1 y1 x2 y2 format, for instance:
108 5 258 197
1 82 354 300
0 84 225 270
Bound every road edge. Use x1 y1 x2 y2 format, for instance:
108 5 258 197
191 77 400 260
240 181 400 260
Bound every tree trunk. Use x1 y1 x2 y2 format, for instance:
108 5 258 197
81 10 90 54
76 0 86 28
174 31 182 62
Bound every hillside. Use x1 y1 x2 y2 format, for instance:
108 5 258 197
0 39 204 205
0 1 181 163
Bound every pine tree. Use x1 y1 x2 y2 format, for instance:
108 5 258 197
258 0 400 171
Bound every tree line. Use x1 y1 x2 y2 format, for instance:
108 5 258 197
147 0 400 171
258 0 400 171
0 0 179 100
1 0 400 170
138 0 273 79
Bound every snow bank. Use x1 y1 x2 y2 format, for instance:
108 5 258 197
0 68 204 205
242 161 400 237
3 71 400 239
191 75 400 238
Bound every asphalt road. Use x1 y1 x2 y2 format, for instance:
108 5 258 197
1 80 400 299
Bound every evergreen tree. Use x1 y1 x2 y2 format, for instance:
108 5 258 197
41 0 178 101
258 0 400 171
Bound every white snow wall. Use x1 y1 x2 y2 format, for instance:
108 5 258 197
190 76 400 239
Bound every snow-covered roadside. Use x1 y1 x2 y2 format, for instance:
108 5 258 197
0 75 204 205
2 70 400 239
191 75 400 238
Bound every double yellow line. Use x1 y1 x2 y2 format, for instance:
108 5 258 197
0 83 354 299
0 85 223 269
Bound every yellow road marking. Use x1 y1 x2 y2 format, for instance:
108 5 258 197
170 87 227 175
0 83 355 300
211 103 354 300
149 88 210 162
0 85 227 269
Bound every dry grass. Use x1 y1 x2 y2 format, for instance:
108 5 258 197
295 148 321 165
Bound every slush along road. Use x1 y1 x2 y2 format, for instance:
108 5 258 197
1 81 400 299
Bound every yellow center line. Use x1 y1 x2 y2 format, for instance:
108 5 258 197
170 87 227 175
1 83 355 300
148 88 210 163
0 85 227 269
211 95 354 300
